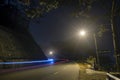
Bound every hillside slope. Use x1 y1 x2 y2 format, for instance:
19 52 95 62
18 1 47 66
0 25 47 61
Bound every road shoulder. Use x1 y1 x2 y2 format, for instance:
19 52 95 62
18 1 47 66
78 63 107 80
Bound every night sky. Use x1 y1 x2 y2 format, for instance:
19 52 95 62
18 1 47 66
29 7 77 52
29 0 120 59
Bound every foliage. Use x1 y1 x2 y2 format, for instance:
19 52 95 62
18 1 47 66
1 0 120 21
0 0 59 20
24 0 59 19
86 56 95 65
1 0 98 20
97 25 109 37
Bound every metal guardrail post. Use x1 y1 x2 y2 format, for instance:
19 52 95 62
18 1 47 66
106 73 120 80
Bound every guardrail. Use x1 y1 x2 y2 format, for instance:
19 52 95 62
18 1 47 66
106 73 120 80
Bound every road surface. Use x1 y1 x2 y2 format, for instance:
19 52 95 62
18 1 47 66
0 62 79 80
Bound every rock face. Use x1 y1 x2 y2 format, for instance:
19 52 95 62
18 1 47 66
0 2 47 61
0 25 47 61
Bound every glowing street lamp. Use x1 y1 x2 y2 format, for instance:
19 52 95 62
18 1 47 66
49 51 53 55
79 30 86 36
78 30 100 69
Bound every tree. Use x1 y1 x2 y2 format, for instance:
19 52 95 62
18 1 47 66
0 0 60 28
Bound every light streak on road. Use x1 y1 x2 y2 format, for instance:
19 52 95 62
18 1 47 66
0 59 54 65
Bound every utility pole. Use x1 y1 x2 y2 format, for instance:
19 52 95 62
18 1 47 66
93 33 100 70
111 0 119 72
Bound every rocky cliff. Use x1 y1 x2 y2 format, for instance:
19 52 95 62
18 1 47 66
0 1 47 61
0 25 47 61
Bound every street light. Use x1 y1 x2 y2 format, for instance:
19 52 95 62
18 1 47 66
79 30 86 36
78 30 100 69
49 51 53 55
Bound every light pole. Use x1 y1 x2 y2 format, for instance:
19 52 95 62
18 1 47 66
93 33 100 69
79 30 100 69
111 0 119 72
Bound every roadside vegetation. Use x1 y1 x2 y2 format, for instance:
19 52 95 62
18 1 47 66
78 63 107 80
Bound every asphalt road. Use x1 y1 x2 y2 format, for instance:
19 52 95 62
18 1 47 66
0 62 79 80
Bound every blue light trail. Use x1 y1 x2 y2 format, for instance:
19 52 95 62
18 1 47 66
0 59 54 65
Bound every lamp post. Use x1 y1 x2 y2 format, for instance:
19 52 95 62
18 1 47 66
93 33 100 70
79 30 100 69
